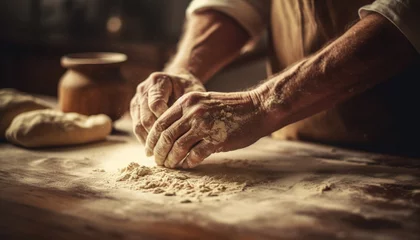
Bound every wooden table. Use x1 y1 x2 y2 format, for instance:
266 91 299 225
1 116 419 240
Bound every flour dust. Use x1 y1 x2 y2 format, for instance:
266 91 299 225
114 162 271 203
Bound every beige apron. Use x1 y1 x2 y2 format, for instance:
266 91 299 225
268 0 420 156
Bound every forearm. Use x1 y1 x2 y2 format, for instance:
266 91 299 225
255 13 418 132
164 10 250 83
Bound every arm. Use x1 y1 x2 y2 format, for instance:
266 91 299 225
131 11 250 144
165 10 250 83
256 12 418 132
145 13 418 169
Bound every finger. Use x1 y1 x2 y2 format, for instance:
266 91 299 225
151 120 191 167
164 128 204 168
133 122 147 145
140 92 157 132
182 140 217 169
171 77 184 101
148 76 172 117
145 104 183 157
130 95 147 144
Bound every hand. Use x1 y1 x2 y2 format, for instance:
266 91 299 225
144 90 269 169
130 72 205 144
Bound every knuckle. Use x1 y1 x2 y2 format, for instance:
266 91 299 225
148 86 163 96
173 141 189 154
150 72 171 83
173 140 186 149
189 116 210 129
153 120 165 132
141 115 155 129
136 83 146 93
160 130 174 144
149 72 163 80
149 99 164 111
181 92 203 106
191 104 207 115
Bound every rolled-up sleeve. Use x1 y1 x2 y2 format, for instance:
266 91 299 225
186 0 270 48
359 0 420 53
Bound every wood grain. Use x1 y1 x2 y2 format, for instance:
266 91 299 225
0 116 419 240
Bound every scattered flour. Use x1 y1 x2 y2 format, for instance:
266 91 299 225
319 183 335 193
207 120 228 144
115 162 270 203
204 109 242 145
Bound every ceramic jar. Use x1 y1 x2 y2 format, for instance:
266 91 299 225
59 52 131 121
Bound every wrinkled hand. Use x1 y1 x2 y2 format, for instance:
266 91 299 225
130 72 205 144
145 91 268 169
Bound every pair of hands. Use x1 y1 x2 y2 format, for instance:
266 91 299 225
130 72 268 168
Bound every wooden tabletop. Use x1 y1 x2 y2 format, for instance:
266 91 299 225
1 115 419 240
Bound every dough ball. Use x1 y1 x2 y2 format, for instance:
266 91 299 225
5 109 112 148
0 89 50 139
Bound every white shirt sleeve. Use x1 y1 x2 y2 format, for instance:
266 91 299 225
186 0 270 49
359 0 420 53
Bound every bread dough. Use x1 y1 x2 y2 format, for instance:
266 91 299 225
5 109 112 148
0 89 50 139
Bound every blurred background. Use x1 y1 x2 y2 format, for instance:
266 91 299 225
0 0 266 97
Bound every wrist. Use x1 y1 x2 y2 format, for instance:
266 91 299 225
246 87 275 134
251 82 288 133
164 65 206 83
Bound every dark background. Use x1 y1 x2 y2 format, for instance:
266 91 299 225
0 0 266 97
0 0 192 96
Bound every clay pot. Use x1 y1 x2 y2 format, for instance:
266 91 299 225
59 52 132 121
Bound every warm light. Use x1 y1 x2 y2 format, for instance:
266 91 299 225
100 143 156 172
107 16 122 33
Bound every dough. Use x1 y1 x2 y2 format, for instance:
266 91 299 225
5 109 112 148
0 89 50 139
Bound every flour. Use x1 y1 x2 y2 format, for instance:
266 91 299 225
206 120 228 144
319 183 334 193
116 162 270 203
265 95 285 111
203 108 242 145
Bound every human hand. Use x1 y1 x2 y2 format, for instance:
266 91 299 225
144 90 269 169
130 72 205 144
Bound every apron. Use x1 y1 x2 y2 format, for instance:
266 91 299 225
268 0 420 156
